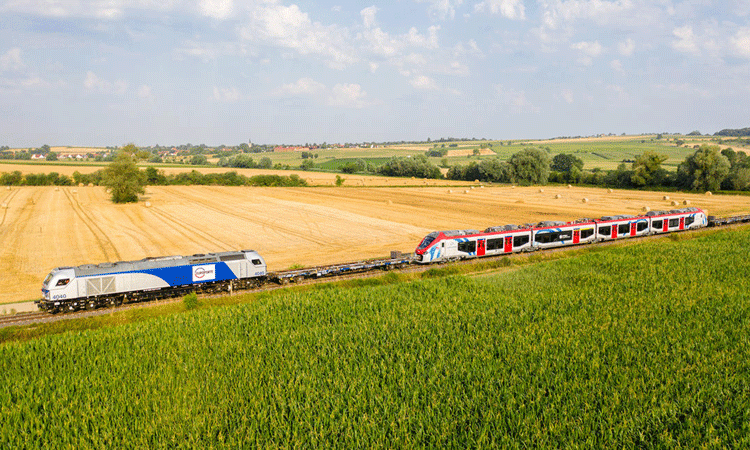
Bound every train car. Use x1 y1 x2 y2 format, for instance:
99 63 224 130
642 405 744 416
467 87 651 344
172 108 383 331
531 219 597 250
37 250 267 313
594 214 650 242
646 207 707 234
415 226 533 263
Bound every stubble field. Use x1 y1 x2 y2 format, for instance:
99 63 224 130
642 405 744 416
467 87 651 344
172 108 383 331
2 184 749 304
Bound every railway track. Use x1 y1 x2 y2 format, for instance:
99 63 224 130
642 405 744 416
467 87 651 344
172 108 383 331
3 213 749 330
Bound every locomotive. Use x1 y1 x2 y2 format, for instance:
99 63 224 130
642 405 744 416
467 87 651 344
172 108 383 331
38 250 267 313
415 207 707 263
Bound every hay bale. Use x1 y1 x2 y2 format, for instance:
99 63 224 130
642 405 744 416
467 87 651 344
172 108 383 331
464 190 470 194
78 183 84 187
607 188 613 193
567 184 572 188
470 186 475 190
88 183 94 187
72 189 78 193
683 200 691 205
1 203 7 209
54 187 59 191
144 201 152 207
705 191 712 196
5 186 10 190
538 188 544 193
387 200 393 205
554 194 562 199
511 185 516 189
642 206 651 212
671 200 679 206
447 189 453 194
581 198 589 203
663 195 670 200
480 185 484 188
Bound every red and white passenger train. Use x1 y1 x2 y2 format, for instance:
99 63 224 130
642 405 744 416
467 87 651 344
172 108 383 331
415 207 707 263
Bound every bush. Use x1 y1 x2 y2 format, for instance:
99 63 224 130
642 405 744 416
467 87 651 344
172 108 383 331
183 292 199 310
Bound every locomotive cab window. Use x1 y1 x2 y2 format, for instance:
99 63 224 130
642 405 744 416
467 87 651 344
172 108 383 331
513 235 530 247
251 259 262 266
637 222 648 232
55 278 70 287
598 226 611 236
652 220 663 229
580 228 594 239
457 241 476 253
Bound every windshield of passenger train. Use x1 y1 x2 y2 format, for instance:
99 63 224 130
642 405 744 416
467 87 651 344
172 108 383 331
417 233 438 250
43 273 53 287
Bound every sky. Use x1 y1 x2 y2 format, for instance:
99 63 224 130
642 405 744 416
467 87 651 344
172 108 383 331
1 0 749 147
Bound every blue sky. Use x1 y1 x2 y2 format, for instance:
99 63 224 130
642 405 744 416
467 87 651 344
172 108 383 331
1 0 749 147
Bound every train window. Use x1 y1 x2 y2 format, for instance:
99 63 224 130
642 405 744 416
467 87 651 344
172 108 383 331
618 224 630 234
580 228 594 239
535 232 570 244
685 216 695 226
652 220 663 229
669 218 679 228
535 233 552 244
55 278 70 287
637 222 648 232
487 238 503 251
598 226 611 236
513 235 530 247
251 259 262 266
457 241 476 253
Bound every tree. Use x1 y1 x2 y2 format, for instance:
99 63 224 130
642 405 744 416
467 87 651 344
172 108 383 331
508 148 550 185
189 154 208 165
551 153 583 173
258 156 272 169
103 145 145 203
630 151 668 187
45 152 58 161
676 145 730 192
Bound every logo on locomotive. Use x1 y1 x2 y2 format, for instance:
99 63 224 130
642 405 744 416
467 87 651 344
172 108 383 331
192 264 216 282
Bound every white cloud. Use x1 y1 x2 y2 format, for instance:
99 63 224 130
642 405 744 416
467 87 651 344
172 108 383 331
242 3 356 69
610 59 624 73
474 0 525 20
137 84 155 102
361 6 378 29
199 0 233 19
672 25 700 55
274 77 326 97
84 71 127 95
211 86 240 102
730 28 750 58
416 0 464 20
618 38 635 56
493 84 538 113
571 40 604 65
410 75 438 90
328 83 370 108
540 0 635 30
561 88 574 104
1 48 25 72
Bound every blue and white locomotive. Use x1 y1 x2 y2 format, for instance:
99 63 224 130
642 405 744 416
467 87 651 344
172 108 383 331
38 250 267 313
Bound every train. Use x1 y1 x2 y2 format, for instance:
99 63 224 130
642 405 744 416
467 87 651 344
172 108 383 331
36 207 714 314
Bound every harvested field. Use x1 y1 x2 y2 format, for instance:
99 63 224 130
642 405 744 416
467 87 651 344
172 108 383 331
2 185 749 304
446 149 496 156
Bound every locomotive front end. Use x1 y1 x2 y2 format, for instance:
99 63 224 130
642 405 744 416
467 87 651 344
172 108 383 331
37 267 77 312
415 232 440 263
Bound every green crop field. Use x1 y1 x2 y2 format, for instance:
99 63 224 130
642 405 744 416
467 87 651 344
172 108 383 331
2 227 749 448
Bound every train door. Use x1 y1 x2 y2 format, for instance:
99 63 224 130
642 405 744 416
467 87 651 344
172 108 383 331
477 239 486 257
573 229 580 244
630 222 636 237
679 217 685 230
504 236 513 253
611 224 618 239
663 219 669 232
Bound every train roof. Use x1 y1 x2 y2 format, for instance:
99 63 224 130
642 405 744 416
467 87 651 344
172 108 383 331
71 250 263 277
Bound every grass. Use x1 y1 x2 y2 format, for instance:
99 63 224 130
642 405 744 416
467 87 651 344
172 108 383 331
1 226 749 447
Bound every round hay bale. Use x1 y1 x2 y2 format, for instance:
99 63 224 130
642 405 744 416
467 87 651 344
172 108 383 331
54 187 59 191
671 200 679 206
470 186 475 190
683 200 691 205
464 190 470 194
88 183 94 187
642 206 651 212
480 185 484 188
538 188 544 193
511 185 516 189
581 198 589 203
607 188 613 193
663 195 670 200
554 194 562 199
1 203 7 209
72 189 78 193
5 186 10 190
78 183 84 187
705 191 712 196
567 184 572 188
144 201 152 207
387 200 393 205
447 189 453 194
